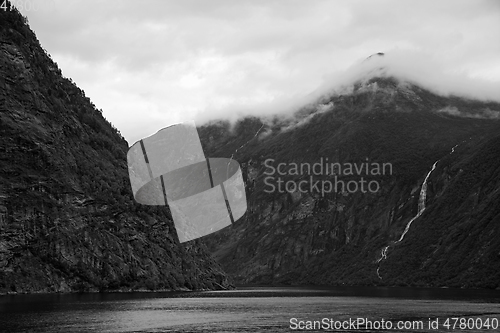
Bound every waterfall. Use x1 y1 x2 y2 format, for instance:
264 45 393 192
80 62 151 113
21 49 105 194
376 145 457 279
394 160 438 244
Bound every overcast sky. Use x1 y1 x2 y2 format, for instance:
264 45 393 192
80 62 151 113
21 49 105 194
18 0 500 145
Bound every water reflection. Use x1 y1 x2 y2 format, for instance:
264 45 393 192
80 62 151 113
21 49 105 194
0 287 499 332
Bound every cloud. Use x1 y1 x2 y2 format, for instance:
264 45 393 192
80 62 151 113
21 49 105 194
436 106 500 119
17 0 500 144
314 49 500 102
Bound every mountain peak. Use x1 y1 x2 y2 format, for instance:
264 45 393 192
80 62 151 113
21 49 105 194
365 52 385 61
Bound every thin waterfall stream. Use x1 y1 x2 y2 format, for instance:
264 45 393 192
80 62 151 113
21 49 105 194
376 145 458 279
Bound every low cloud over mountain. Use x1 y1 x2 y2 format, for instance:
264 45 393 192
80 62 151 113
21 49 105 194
19 0 500 144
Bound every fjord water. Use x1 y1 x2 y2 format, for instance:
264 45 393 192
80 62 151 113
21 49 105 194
1 287 499 332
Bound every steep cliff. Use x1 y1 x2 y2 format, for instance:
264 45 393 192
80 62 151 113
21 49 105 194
0 6 232 293
200 76 500 289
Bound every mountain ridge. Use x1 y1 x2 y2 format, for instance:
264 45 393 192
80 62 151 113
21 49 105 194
0 5 232 294
199 73 500 289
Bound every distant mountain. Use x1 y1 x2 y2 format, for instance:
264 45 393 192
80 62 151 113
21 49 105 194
200 71 500 288
0 5 231 293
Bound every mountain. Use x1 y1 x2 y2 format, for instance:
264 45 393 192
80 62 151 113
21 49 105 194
199 74 500 288
0 5 232 293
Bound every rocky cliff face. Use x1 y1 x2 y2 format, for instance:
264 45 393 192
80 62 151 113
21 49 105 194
0 6 232 293
200 76 500 289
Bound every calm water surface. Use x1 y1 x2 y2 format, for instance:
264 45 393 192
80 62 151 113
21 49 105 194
1 286 499 332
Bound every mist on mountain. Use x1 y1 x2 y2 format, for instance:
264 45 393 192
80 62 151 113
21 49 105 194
194 49 500 127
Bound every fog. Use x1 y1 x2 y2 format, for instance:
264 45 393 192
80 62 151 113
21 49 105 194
315 49 500 103
196 49 500 126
